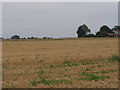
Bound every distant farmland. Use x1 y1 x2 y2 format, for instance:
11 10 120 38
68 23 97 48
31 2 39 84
2 37 119 88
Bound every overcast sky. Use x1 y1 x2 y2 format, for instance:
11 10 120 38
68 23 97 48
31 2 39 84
2 2 118 38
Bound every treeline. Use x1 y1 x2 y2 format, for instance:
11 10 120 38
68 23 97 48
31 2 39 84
10 35 53 39
3 24 120 39
77 24 120 37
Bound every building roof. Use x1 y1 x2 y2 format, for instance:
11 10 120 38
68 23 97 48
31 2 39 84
106 33 115 36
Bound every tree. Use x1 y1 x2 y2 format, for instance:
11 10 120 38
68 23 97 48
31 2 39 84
11 35 20 39
27 37 38 39
111 26 120 32
43 37 53 39
100 25 113 33
96 25 113 37
77 24 91 37
21 37 26 39
96 32 107 37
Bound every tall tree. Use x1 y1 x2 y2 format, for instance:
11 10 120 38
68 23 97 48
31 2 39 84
96 25 113 36
100 25 113 33
77 24 90 37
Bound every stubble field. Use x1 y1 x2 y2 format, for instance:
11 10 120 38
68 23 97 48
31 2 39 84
2 38 119 88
